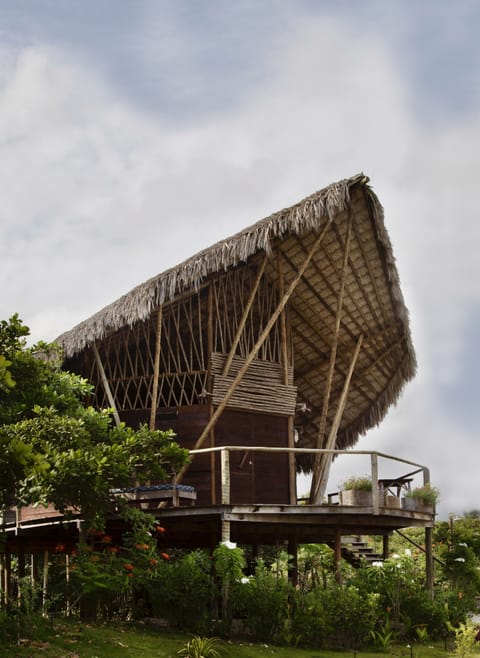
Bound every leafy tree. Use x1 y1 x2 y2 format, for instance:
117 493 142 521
0 314 188 525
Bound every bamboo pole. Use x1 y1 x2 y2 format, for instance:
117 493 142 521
310 211 353 501
149 306 163 430
92 343 121 428
278 252 297 505
207 285 217 504
223 253 268 376
176 221 332 483
310 333 363 503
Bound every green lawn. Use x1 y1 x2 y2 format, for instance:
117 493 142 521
0 620 468 658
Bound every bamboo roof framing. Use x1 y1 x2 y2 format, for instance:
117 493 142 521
57 173 416 481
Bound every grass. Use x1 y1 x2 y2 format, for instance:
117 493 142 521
0 620 469 658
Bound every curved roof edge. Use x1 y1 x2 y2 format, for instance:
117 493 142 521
56 173 413 369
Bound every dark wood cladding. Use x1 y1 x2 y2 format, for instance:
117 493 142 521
120 405 290 506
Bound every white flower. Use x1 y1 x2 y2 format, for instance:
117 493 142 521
392 553 400 559
372 561 384 567
240 577 250 584
404 548 412 557
222 540 237 550
459 542 468 547
454 557 466 562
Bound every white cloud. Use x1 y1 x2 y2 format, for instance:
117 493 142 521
0 9 478 516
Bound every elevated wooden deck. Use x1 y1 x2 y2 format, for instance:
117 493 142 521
4 447 435 552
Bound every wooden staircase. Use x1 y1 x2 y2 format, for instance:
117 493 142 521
338 536 384 567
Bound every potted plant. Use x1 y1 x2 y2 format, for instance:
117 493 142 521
403 484 439 513
340 476 373 506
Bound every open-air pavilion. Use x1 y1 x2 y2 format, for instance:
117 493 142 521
4 173 435 590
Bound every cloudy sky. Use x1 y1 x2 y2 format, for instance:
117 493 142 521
1 0 479 519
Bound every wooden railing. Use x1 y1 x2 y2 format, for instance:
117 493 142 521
189 446 431 515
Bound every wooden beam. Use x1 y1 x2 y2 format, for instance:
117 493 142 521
92 343 121 428
176 221 332 483
149 306 163 430
207 284 217 505
223 253 268 376
310 333 363 503
334 529 343 584
310 210 353 501
278 252 297 505
425 526 434 598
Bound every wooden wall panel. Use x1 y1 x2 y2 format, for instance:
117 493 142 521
121 405 291 506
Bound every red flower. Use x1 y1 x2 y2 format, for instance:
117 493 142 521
54 543 66 553
124 563 134 571
102 535 112 543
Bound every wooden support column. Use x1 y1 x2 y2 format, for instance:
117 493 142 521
383 535 390 560
0 553 5 608
17 544 25 604
65 554 71 617
310 210 353 502
220 449 230 505
220 449 231 544
176 221 332 483
288 537 298 586
310 333 363 503
149 305 163 430
42 550 49 617
334 529 343 585
278 252 296 505
371 452 379 514
4 551 11 607
92 343 121 428
425 526 434 598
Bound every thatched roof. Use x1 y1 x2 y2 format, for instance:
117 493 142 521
57 173 416 457
58 173 408 354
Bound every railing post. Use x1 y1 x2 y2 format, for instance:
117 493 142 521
221 449 230 505
425 526 434 598
371 453 379 514
423 467 430 486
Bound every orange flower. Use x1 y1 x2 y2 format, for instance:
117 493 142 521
150 558 158 565
135 543 150 550
124 563 134 571
109 546 119 554
90 555 100 562
161 552 170 561
102 535 112 543
156 526 166 534
54 543 66 553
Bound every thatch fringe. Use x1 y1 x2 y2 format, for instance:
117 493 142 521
56 173 409 362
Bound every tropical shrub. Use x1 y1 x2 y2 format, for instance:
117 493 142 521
147 549 214 634
233 559 293 642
